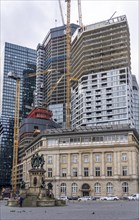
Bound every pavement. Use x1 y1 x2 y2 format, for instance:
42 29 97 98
0 200 139 220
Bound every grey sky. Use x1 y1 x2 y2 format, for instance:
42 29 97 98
0 0 139 83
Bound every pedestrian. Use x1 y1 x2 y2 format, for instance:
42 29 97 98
19 196 23 207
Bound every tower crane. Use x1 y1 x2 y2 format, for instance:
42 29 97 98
58 0 65 25
8 69 53 192
65 0 71 129
8 71 20 192
78 0 83 27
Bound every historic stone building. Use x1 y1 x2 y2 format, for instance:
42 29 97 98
22 125 139 198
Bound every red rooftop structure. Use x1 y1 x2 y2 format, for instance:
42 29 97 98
27 107 53 120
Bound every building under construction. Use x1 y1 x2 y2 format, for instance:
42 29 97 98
35 24 78 127
71 15 139 132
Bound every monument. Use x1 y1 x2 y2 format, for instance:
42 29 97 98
7 153 65 207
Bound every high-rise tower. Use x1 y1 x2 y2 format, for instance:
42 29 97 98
0 42 36 186
71 15 139 132
36 24 78 127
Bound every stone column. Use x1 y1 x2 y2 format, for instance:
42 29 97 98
67 153 71 177
113 151 117 175
128 151 132 175
78 152 82 177
89 152 93 177
132 151 136 175
101 152 105 176
117 152 121 175
56 154 60 177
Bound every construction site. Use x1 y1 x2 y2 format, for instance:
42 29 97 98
0 0 139 199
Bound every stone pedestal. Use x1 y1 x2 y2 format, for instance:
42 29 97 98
29 168 46 187
7 159 65 207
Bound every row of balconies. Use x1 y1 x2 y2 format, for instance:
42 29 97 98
73 60 129 80
72 23 128 53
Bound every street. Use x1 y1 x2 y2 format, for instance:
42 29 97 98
0 200 139 220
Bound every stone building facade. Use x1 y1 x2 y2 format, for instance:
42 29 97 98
22 125 139 198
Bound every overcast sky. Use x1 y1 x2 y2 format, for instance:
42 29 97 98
0 0 139 83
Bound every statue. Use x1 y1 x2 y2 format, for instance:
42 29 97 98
33 153 40 168
40 178 46 189
31 154 35 168
47 182 53 190
47 182 53 198
20 180 25 189
31 153 45 169
40 154 45 168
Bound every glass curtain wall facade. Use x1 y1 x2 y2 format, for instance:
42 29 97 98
36 24 78 127
0 42 36 187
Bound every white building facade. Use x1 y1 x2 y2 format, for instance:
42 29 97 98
22 126 139 198
71 68 135 129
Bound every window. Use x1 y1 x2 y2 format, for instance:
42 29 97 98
61 183 66 193
95 154 101 162
84 167 89 176
95 167 100 176
62 168 67 177
72 183 78 193
72 168 78 177
122 153 127 161
106 154 112 162
84 155 89 163
106 182 113 193
61 155 67 163
122 166 128 176
94 183 101 193
122 182 128 193
72 154 78 163
48 156 52 164
107 167 112 176
48 168 52 177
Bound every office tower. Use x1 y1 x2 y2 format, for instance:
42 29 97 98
22 64 36 118
36 24 78 126
71 15 139 131
0 42 36 187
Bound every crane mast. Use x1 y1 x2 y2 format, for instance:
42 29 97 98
65 0 71 128
12 79 20 192
78 0 83 27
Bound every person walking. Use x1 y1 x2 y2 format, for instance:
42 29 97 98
19 196 23 207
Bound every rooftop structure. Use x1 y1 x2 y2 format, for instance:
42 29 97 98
27 107 53 120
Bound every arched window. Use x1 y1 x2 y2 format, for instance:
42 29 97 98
72 183 78 193
106 182 113 193
61 183 66 193
94 182 101 193
122 182 128 193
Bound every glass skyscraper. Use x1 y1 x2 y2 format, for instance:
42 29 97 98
0 42 36 187
36 24 78 127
